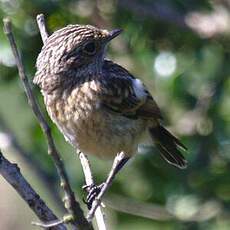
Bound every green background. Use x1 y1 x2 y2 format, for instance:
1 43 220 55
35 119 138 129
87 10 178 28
0 0 229 229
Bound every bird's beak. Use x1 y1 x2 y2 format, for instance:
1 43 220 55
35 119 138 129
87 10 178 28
106 29 123 42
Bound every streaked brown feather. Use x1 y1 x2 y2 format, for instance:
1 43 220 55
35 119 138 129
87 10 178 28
136 96 162 119
149 125 187 169
100 61 162 119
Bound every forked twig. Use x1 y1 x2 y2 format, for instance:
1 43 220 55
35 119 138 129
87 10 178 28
87 152 126 221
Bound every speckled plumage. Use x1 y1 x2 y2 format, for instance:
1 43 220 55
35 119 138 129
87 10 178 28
34 24 187 168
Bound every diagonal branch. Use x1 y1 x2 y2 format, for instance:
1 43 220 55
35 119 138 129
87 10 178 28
87 152 126 222
0 149 66 230
78 152 107 230
3 18 92 230
37 14 49 43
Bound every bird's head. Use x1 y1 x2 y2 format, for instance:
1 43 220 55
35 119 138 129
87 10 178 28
34 24 122 89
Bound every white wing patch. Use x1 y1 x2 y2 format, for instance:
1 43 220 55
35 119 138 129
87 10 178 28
132 79 147 101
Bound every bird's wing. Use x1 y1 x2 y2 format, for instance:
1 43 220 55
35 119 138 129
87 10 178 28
100 61 187 170
100 61 162 120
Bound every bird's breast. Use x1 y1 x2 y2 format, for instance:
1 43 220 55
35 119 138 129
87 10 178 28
44 80 147 158
45 79 101 137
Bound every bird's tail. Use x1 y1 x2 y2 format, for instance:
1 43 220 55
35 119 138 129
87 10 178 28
149 125 187 169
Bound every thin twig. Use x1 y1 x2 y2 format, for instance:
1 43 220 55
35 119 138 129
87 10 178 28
0 149 66 230
32 219 64 228
87 152 126 222
36 14 49 43
3 18 92 230
78 152 107 230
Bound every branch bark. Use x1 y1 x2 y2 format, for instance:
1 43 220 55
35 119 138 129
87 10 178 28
3 18 92 230
78 152 107 230
0 149 66 230
37 14 49 43
87 152 126 222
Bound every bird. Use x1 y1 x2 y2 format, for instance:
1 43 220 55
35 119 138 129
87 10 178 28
34 24 187 207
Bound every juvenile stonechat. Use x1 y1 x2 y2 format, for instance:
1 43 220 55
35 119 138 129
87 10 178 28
34 24 187 206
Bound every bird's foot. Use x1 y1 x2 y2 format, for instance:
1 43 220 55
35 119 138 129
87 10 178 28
82 183 105 209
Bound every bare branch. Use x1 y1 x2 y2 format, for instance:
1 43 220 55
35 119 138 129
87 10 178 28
32 219 64 228
0 149 66 230
87 152 126 222
3 18 92 230
36 14 49 43
78 152 107 230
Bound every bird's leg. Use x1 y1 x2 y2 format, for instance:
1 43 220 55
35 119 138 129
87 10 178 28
83 183 105 209
84 152 129 210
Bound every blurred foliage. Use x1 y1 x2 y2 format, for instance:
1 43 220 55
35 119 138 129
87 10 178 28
0 0 229 229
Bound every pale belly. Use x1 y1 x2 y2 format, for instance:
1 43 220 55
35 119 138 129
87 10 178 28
47 98 148 158
62 109 148 158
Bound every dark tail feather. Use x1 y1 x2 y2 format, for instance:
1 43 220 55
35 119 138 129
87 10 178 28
149 125 187 169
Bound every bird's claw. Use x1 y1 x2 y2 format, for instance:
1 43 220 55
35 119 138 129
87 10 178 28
82 183 105 209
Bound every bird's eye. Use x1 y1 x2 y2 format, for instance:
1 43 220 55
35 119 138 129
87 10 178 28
83 42 96 55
